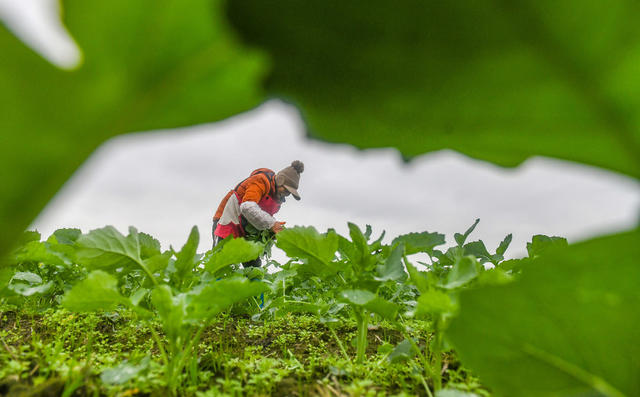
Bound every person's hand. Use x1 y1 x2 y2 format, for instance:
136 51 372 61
271 221 286 234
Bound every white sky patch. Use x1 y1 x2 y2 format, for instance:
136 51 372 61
31 100 640 265
0 0 80 68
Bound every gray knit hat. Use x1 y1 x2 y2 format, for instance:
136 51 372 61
276 160 304 200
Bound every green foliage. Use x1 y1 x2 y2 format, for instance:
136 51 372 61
62 270 130 312
203 237 264 274
6 222 637 396
275 226 339 276
227 0 640 177
187 277 269 320
7 272 53 297
375 243 406 282
526 234 569 258
454 219 480 247
74 226 164 284
338 289 399 322
447 230 640 397
392 231 446 256
171 226 200 290
442 256 482 290
414 290 454 318
0 0 267 258
100 357 150 385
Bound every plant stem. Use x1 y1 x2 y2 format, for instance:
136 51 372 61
419 372 434 397
432 316 443 392
148 323 169 368
354 309 368 365
173 320 211 386
328 325 351 362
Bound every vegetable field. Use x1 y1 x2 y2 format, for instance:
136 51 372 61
1 0 639 395
1 222 637 396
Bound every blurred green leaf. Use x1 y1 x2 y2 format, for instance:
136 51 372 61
227 0 640 177
442 256 481 289
100 357 150 385
436 390 480 397
11 239 73 267
0 0 266 258
388 338 417 363
414 289 455 318
11 272 42 284
447 230 640 397
49 228 81 245
405 259 432 294
62 270 129 311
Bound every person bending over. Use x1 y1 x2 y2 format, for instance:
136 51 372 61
212 160 304 267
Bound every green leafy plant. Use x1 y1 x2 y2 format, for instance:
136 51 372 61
59 226 269 394
447 230 640 397
274 224 406 365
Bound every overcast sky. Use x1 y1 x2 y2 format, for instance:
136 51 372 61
3 0 640 264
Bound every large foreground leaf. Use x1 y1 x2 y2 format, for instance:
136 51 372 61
0 0 267 258
227 0 640 176
447 230 640 397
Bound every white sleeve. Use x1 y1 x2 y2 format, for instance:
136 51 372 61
240 201 276 230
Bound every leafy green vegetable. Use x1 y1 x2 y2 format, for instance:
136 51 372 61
526 234 569 258
442 256 482 290
414 289 454 318
7 272 53 297
203 237 264 274
187 277 269 320
100 357 150 385
392 232 446 256
447 230 640 397
172 226 200 289
375 243 406 282
388 338 417 364
454 220 480 247
62 270 130 312
74 226 163 284
276 226 339 275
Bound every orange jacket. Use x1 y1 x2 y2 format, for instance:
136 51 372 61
213 169 276 221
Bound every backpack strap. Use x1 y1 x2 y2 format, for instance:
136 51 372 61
234 169 276 195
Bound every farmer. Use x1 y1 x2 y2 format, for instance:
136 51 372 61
212 161 304 267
